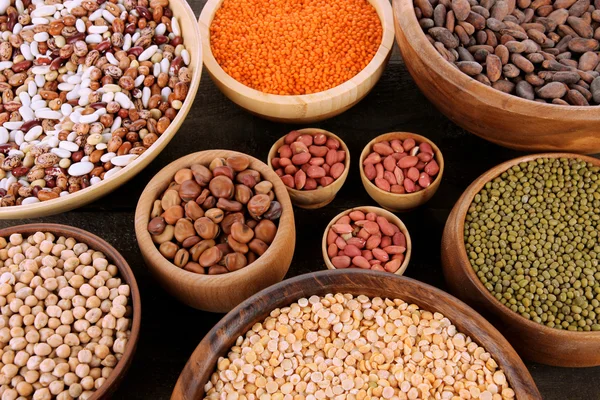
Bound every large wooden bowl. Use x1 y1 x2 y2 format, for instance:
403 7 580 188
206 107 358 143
0 0 202 220
393 0 600 154
0 223 141 399
442 153 600 367
171 270 541 399
198 0 395 123
267 128 350 209
134 150 296 313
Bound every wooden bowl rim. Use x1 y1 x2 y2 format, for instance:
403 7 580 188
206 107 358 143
321 205 412 275
172 269 540 399
393 0 600 117
0 223 142 399
198 0 395 104
359 132 444 199
447 152 600 338
267 128 351 196
0 0 203 220
134 150 295 285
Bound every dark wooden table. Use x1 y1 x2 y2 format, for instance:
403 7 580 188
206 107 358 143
5 1 600 398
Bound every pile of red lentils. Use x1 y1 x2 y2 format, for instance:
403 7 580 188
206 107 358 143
209 0 383 95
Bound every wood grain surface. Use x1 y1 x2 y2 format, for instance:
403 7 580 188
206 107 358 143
1 0 599 398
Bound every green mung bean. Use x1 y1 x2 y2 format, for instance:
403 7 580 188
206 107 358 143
465 157 600 332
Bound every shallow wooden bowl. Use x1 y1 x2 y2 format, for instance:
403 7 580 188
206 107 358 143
359 132 444 212
171 269 541 399
267 128 350 209
134 150 296 313
322 206 412 275
393 0 600 154
0 223 141 399
0 0 202 220
198 0 395 123
442 153 600 367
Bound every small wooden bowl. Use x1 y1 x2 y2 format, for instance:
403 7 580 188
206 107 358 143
359 132 444 212
0 223 141 399
393 0 600 154
198 0 395 123
171 270 541 399
267 128 350 209
322 206 412 275
0 0 202 220
134 150 296 313
442 153 600 367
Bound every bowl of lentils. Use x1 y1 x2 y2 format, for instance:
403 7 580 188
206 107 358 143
198 0 395 123
0 0 202 219
442 153 600 367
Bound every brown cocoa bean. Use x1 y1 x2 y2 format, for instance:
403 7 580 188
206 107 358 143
429 27 460 48
537 81 568 98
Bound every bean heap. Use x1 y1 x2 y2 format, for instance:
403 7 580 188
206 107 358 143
0 0 191 207
465 157 600 331
414 0 600 104
327 210 408 273
210 0 382 95
147 155 282 275
0 231 133 400
363 137 440 194
204 294 514 400
272 131 346 192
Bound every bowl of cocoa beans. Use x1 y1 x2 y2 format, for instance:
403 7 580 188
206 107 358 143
360 132 444 212
322 206 412 274
267 129 350 209
393 0 600 154
134 150 296 313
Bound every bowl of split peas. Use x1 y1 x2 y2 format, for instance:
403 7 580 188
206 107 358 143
198 0 395 123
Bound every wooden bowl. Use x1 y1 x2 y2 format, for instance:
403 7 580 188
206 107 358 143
134 150 296 313
441 153 600 367
0 0 202 220
322 206 412 275
267 128 350 209
392 0 600 154
359 132 444 212
171 269 542 399
0 223 141 399
198 0 395 123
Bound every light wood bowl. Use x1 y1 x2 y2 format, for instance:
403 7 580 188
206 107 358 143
198 0 395 123
171 270 542 399
442 153 600 367
0 0 202 220
393 0 600 154
0 223 141 399
134 150 296 313
267 129 350 209
322 206 412 275
359 132 444 212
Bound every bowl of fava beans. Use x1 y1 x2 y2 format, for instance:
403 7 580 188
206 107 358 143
198 0 395 123
442 153 600 367
171 270 541 399
134 150 296 313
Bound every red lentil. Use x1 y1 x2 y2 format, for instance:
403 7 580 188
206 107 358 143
210 0 383 95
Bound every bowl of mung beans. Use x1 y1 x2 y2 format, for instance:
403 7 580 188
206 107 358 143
0 0 202 219
198 0 395 123
171 269 541 399
442 153 600 367
0 223 141 399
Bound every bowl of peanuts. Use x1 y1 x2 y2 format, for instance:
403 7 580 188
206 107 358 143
323 206 412 275
134 150 296 313
360 132 444 212
171 269 541 399
0 0 202 219
198 0 395 123
267 129 350 209
0 223 141 399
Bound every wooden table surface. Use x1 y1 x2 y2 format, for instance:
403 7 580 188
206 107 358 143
4 1 600 398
